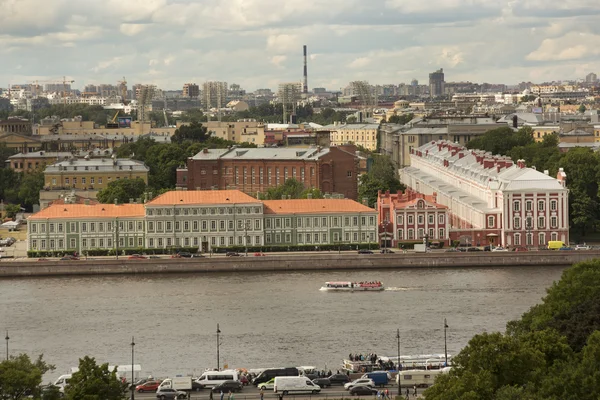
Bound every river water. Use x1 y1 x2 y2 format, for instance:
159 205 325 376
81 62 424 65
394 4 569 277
0 266 565 381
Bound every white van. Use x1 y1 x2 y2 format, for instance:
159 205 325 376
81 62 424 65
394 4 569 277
274 376 321 395
396 368 451 388
158 377 193 391
52 374 72 393
195 370 239 388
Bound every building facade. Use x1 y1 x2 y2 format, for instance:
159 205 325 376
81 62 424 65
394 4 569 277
205 120 265 145
27 191 377 253
203 81 228 109
177 146 359 200
327 123 379 151
377 189 449 248
183 83 200 98
400 141 569 247
429 68 445 98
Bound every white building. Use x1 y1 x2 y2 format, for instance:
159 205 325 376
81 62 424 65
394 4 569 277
400 140 569 248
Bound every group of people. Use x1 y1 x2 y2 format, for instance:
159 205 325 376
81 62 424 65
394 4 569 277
376 389 392 400
356 281 382 287
348 352 379 363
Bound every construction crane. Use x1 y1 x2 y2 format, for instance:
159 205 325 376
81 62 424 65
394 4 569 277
62 76 75 105
117 77 128 104
29 78 74 104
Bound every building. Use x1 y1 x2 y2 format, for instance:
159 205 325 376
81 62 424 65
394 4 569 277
7 151 74 173
326 123 379 151
27 203 146 254
183 83 200 98
177 145 359 200
585 73 597 83
376 189 449 248
0 118 31 134
400 141 569 248
0 132 42 153
263 199 377 246
203 81 228 110
41 157 150 209
36 117 176 137
278 82 302 123
27 190 377 253
205 120 265 145
429 69 445 98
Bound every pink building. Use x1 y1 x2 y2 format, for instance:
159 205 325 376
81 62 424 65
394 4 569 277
377 189 449 248
401 140 569 248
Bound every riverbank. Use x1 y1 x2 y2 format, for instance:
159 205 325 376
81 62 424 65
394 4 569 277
0 251 598 278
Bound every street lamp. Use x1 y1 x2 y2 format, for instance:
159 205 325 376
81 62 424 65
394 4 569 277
5 331 8 361
396 328 401 396
444 319 448 366
130 337 135 400
216 324 222 370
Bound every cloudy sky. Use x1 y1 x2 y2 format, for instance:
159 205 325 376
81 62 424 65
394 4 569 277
1 0 599 92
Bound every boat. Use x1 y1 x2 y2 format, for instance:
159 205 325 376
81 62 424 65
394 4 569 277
319 281 384 292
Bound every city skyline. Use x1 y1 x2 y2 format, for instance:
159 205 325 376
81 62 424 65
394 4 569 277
1 0 600 91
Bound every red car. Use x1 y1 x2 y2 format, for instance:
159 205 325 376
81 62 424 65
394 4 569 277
254 252 266 257
513 246 528 252
128 254 147 260
136 380 162 392
239 376 250 386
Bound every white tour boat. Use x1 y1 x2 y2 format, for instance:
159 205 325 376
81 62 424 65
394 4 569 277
319 281 384 292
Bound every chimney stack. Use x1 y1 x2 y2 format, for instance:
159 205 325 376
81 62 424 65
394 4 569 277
303 45 308 95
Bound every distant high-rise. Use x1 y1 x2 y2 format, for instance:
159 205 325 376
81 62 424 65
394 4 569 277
586 72 597 83
429 68 445 98
183 83 200 98
278 82 302 123
303 45 308 95
202 81 228 110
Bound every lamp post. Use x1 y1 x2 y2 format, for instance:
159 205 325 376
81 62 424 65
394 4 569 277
216 324 221 370
396 328 401 396
444 319 448 366
130 337 135 400
5 331 8 361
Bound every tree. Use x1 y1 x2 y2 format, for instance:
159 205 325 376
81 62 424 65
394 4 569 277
466 126 534 156
64 356 126 400
17 171 44 209
519 94 537 103
5 203 21 219
346 115 357 124
97 178 147 204
0 354 55 400
260 178 305 200
171 121 208 144
388 113 414 125
301 187 324 199
144 143 187 190
358 154 404 207
579 104 587 114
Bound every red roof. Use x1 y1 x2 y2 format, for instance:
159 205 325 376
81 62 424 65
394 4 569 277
264 199 375 214
28 204 145 220
147 190 260 206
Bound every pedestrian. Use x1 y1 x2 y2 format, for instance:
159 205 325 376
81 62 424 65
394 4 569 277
219 390 224 400
385 389 390 400
413 384 417 397
406 387 409 398
260 388 264 400
229 391 234 400
209 391 213 400
278 392 284 400
376 390 381 400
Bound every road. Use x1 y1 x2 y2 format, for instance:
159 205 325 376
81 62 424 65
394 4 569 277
134 385 427 400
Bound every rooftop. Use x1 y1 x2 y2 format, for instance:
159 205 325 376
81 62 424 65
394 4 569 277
190 147 330 161
44 158 149 173
147 190 261 206
263 199 375 215
28 204 145 220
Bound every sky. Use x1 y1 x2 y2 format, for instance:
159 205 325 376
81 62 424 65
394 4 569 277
1 0 600 92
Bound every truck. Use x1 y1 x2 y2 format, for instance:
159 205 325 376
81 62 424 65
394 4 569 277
274 376 321 395
414 244 430 253
157 376 193 392
361 371 390 387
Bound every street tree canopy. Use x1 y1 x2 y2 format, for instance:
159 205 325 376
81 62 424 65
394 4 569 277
171 121 208 144
359 154 404 207
424 260 600 400
259 178 324 200
64 356 126 400
97 178 147 204
0 354 54 400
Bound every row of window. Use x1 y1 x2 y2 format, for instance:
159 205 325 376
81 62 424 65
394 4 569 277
398 214 445 226
147 206 261 216
147 219 261 233
266 216 376 229
51 175 140 186
30 221 143 234
397 228 445 241
513 200 558 212
511 232 559 246
31 236 144 250
512 216 559 230
148 235 261 248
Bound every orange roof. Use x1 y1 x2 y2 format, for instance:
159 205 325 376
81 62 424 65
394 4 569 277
147 190 260 206
28 204 145 220
263 199 375 215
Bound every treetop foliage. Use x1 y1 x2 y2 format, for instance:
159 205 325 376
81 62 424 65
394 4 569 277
258 178 324 200
359 154 404 208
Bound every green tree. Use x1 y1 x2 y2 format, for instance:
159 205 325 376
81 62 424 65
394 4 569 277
466 126 534 156
346 115 357 124
0 143 16 165
64 356 126 400
261 178 305 200
171 121 208 144
579 104 587 114
301 187 324 199
519 94 537 103
358 155 404 207
97 178 147 204
5 203 21 219
17 171 44 209
0 168 19 204
387 113 414 125
0 354 55 400
144 143 187 190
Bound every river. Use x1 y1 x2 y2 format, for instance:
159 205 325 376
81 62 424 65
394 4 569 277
0 265 565 381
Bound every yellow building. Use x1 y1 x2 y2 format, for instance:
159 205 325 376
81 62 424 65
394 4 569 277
205 120 265 145
595 125 600 142
328 123 379 151
530 125 559 142
37 119 176 137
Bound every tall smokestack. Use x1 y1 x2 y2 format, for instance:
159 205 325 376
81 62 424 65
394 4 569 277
303 45 308 95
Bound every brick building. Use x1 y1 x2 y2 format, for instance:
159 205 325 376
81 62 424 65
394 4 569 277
377 189 449 248
177 145 360 200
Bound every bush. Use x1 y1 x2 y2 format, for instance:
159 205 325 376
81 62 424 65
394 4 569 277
212 243 379 253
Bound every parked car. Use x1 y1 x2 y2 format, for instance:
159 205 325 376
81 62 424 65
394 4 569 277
254 252 266 256
380 248 394 254
212 380 243 393
60 255 80 260
128 254 147 260
239 376 250 386
513 246 528 252
445 248 460 252
559 246 574 251
137 380 162 392
257 378 275 390
226 252 241 257
178 252 194 258
344 378 375 390
575 244 591 251
466 247 482 252
358 249 373 254
191 380 205 391
149 255 161 259
349 385 377 396
328 374 350 385
312 378 331 388
155 388 186 399
491 246 508 252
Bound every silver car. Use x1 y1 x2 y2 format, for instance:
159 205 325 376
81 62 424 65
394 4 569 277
156 388 186 399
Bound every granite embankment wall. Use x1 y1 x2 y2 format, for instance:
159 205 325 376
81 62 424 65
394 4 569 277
1 251 599 278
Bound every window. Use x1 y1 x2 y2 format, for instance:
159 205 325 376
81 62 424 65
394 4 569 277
526 233 533 246
298 234 303 243
398 229 403 240
514 234 521 245
70 222 76 232
408 215 414 225
31 224 37 233
538 217 545 228
551 216 557 228
322 217 327 227
99 239 104 247
514 201 520 212
97 223 102 232
255 219 261 230
347 171 352 177
429 228 434 238
344 217 349 227
70 238 76 248
438 214 444 224
58 239 64 249
49 223 55 233
428 215 434 224
550 200 557 211
211 221 217 231
526 201 532 212
81 223 87 232
539 233 546 246
408 229 414 240
488 216 495 228
398 215 403 226
184 221 190 231
418 215 424 224
128 221 134 231
266 219 272 229
514 217 521 229
439 228 444 238
193 221 198 231
220 221 225 231
157 221 163 231
149 238 154 247
166 221 172 231
369 216 375 225
538 200 545 211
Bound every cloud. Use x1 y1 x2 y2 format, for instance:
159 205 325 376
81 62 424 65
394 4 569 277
270 55 287 68
526 32 600 61
120 24 147 36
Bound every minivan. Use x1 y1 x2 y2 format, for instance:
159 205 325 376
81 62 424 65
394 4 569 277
252 368 299 385
548 241 566 250
196 370 239 388
274 376 320 395
361 371 390 387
